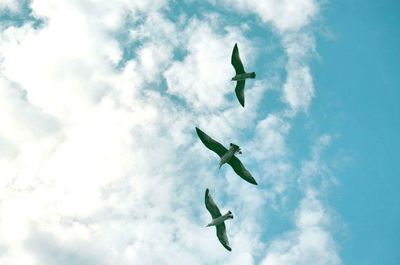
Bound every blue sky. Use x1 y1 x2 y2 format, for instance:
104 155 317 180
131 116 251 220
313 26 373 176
0 0 398 264
312 1 400 264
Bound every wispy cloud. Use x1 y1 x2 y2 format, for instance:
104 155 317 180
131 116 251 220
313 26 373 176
261 136 342 265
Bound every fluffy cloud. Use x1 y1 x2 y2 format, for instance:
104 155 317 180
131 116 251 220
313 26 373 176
211 0 319 33
261 193 342 265
0 0 341 264
0 2 259 264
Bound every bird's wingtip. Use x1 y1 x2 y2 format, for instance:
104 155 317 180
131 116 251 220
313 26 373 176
248 178 258 185
233 43 238 50
246 174 258 185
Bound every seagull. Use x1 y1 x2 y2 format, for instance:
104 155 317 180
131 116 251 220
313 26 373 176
205 188 233 251
231 43 256 107
195 127 258 185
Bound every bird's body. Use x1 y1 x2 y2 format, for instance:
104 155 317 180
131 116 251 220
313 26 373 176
206 211 234 227
204 188 233 251
231 43 256 107
219 143 241 168
231 72 256 81
195 127 258 185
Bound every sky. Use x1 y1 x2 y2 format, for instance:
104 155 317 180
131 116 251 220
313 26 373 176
0 0 398 265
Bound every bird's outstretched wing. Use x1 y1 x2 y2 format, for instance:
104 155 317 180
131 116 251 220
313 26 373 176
205 188 222 219
216 223 232 251
231 43 245 75
228 156 258 185
195 127 227 158
235 80 246 107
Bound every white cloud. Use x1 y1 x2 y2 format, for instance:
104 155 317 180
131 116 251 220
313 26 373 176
282 65 314 113
0 1 259 263
211 0 319 33
281 31 316 113
0 0 342 264
261 192 342 265
251 114 291 160
0 0 21 12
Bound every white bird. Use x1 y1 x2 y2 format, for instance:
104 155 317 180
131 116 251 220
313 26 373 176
195 127 258 185
205 188 233 251
231 43 256 107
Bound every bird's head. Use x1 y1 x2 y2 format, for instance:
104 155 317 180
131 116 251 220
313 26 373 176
227 211 234 219
230 143 241 154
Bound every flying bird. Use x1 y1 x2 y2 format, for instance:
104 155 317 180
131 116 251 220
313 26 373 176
231 43 256 107
195 127 258 185
205 188 233 251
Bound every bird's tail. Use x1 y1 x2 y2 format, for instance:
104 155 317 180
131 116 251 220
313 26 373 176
249 72 256 78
